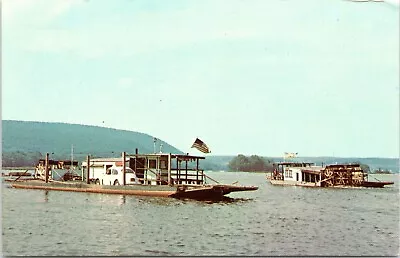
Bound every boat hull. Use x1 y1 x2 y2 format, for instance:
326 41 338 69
268 179 394 189
361 181 394 188
10 182 175 197
170 184 259 200
7 180 258 200
269 179 320 187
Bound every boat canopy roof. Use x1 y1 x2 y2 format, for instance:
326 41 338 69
325 163 362 168
88 153 205 163
88 157 128 162
301 169 323 175
274 162 315 166
127 153 205 161
37 159 79 166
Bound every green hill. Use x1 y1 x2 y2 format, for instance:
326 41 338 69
2 120 398 172
2 120 183 167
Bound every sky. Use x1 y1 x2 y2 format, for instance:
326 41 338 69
2 0 399 158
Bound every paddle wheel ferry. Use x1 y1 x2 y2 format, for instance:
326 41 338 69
268 162 394 188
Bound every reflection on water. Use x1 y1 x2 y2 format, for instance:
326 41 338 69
44 190 49 202
137 196 174 204
180 196 255 204
119 195 126 205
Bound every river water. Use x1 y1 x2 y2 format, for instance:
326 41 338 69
1 172 399 256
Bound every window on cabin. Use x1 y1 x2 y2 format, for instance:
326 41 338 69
160 160 167 169
149 160 157 169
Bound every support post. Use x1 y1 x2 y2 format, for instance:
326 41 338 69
86 155 90 184
135 148 138 174
196 158 199 183
45 152 49 183
168 153 172 186
122 151 126 186
185 159 188 183
176 157 179 184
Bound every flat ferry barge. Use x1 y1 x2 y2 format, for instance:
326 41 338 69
8 150 258 200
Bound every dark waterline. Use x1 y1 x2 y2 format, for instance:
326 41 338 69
2 172 399 256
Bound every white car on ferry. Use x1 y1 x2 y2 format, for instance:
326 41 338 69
97 166 141 186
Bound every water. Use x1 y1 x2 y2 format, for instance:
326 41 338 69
2 172 399 256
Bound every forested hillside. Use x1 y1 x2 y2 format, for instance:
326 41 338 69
2 120 398 172
2 120 183 166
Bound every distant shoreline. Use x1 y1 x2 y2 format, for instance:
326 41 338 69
370 172 394 175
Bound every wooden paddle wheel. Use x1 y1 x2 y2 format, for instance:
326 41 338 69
321 164 365 187
322 169 334 187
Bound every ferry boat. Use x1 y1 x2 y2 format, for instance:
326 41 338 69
267 162 394 188
8 150 258 200
34 158 81 181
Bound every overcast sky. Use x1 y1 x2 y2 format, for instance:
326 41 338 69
2 0 399 158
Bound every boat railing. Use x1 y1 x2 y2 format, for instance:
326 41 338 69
141 167 220 186
201 172 220 185
137 167 208 186
139 167 169 185
171 170 220 185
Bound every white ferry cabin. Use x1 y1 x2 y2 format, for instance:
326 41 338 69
272 162 324 186
81 152 207 186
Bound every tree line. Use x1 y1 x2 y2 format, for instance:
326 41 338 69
228 154 274 172
0 151 375 174
2 151 43 167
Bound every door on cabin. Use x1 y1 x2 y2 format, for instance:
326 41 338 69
130 158 146 180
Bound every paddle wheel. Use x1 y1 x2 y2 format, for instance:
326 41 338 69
322 169 334 187
350 166 365 186
321 164 365 187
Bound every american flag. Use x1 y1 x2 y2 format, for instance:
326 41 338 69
191 138 211 153
284 152 298 159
